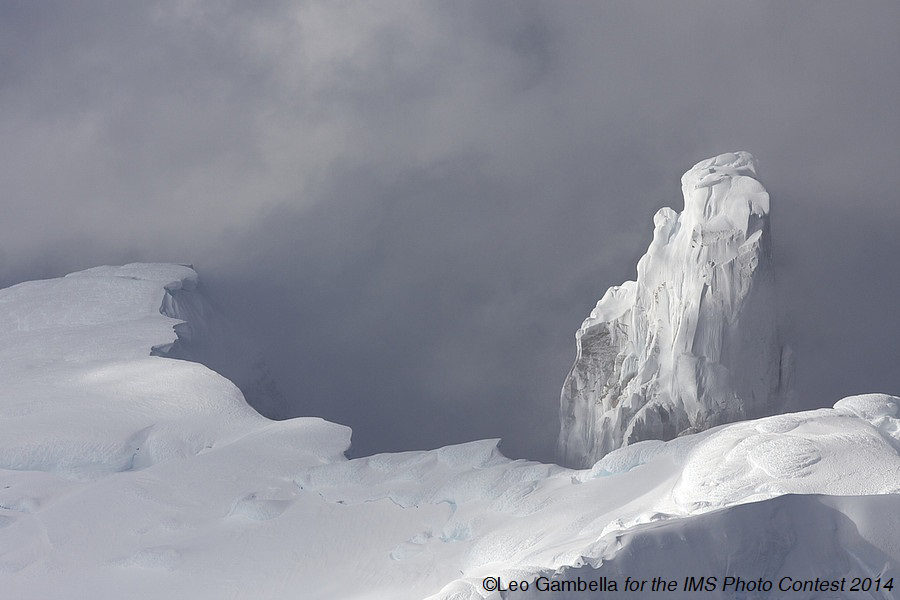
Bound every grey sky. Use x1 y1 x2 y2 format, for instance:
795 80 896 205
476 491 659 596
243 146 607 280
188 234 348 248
2 1 898 461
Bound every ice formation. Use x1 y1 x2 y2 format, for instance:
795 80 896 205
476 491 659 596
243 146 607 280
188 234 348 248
558 151 792 468
0 261 896 599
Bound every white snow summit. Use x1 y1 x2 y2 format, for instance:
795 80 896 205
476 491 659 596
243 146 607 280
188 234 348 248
559 151 792 468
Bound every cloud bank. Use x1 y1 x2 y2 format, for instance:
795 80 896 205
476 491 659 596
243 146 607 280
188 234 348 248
2 1 898 460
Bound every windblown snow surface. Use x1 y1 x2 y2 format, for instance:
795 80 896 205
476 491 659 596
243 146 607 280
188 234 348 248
1 264 898 599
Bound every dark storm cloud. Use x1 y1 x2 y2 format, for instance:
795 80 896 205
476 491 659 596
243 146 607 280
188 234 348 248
2 1 898 461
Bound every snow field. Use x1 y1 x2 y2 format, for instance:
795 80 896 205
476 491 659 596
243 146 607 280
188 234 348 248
0 263 897 599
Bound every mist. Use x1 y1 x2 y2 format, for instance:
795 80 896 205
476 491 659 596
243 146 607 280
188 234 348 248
2 1 898 461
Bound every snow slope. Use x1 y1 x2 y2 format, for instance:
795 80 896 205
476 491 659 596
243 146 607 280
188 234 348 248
513 493 900 600
559 152 792 468
0 264 897 599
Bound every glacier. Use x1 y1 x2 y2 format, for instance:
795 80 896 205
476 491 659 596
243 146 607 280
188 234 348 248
558 151 792 468
0 261 897 599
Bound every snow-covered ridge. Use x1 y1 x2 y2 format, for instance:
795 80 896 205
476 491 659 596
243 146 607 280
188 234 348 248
1 263 897 599
0 263 336 478
559 152 792 468
514 492 900 600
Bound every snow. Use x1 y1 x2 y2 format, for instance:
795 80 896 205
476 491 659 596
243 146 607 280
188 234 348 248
513 494 900 600
558 151 792 468
0 261 897 599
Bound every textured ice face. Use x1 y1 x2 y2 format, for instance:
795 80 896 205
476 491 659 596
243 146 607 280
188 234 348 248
558 152 792 468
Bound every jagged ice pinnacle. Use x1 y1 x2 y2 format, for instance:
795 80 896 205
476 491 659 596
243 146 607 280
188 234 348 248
558 152 792 468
